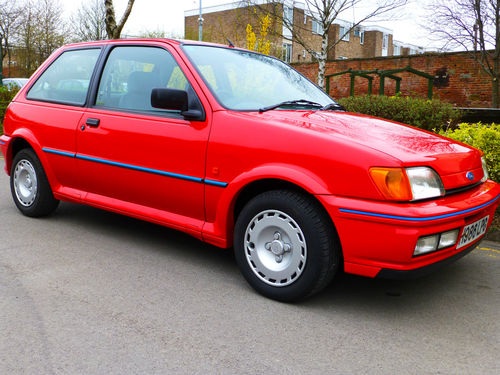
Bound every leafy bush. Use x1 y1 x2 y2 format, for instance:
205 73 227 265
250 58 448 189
338 95 462 131
439 123 500 183
0 85 19 134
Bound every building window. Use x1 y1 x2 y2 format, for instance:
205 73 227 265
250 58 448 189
393 45 401 56
337 56 348 60
283 43 292 63
354 27 364 44
339 25 350 41
283 6 293 25
311 19 323 35
283 6 293 38
382 34 389 49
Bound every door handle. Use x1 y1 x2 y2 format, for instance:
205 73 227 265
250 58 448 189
86 118 100 127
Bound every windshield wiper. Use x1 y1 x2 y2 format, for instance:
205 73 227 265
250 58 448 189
258 99 323 113
320 103 346 111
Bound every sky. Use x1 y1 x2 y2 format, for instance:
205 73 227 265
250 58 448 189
61 0 440 50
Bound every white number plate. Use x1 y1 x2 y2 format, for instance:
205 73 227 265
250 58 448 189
457 216 489 249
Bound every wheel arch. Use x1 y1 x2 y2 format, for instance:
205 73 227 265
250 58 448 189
204 165 341 253
4 130 59 193
6 135 37 174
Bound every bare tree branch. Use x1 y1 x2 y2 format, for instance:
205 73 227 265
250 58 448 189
425 0 500 107
250 0 407 89
71 0 107 42
0 0 22 76
104 0 135 39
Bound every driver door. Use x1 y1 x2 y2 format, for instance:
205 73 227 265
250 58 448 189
76 44 209 231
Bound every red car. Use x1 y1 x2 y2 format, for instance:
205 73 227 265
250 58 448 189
1 39 499 301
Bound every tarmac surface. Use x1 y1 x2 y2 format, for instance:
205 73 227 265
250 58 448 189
0 171 499 374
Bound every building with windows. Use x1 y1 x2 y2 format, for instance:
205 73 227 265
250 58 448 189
184 1 424 63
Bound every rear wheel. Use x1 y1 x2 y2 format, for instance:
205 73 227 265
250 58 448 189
10 149 59 217
234 190 340 302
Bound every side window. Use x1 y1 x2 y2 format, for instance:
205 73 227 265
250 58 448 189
95 46 191 113
27 48 100 105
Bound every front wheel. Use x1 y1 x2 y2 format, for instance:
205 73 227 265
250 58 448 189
234 190 340 302
10 149 59 217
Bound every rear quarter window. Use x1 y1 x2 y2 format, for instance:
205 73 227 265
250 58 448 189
26 48 101 106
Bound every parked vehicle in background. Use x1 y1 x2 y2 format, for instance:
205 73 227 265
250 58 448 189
0 39 499 302
1 78 29 90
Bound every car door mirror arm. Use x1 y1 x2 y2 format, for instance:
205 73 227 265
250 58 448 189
181 109 204 121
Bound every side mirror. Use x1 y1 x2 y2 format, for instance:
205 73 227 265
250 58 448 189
151 88 188 111
151 88 204 121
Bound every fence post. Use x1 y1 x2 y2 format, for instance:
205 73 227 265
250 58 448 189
427 79 433 99
379 75 385 95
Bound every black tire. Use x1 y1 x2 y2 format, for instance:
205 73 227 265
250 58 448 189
10 148 59 217
234 190 340 302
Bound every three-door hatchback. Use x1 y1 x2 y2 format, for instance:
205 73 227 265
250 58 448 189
1 39 499 301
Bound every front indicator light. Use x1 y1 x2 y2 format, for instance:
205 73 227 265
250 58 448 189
414 234 439 256
438 229 459 249
369 168 412 201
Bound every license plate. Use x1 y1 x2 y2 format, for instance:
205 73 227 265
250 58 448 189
456 215 489 249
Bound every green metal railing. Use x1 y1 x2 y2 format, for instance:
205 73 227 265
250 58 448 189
325 66 435 99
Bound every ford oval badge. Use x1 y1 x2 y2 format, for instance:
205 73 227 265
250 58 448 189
466 172 474 180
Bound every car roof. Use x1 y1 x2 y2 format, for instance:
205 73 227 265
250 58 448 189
60 38 245 52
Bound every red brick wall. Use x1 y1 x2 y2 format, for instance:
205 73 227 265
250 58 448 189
293 51 493 108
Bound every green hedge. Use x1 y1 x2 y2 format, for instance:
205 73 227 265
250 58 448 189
0 85 19 134
338 95 462 131
439 123 500 183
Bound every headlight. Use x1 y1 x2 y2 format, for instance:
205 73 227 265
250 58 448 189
481 156 489 182
405 167 445 201
370 166 444 201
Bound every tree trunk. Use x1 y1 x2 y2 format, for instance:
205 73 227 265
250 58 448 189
7 44 11 76
492 74 499 108
104 0 135 39
317 33 329 91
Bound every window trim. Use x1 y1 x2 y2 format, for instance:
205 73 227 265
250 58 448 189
25 47 104 108
90 44 205 121
354 27 364 44
283 42 292 63
311 19 323 35
339 25 350 42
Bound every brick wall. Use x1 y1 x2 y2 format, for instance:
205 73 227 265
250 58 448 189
293 51 493 108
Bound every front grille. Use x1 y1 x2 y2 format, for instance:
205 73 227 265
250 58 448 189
445 181 481 197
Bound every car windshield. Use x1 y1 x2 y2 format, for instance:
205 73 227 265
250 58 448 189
182 45 336 111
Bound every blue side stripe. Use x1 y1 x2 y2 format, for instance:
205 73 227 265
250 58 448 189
204 179 228 187
42 148 76 158
0 140 6 145
339 194 500 222
42 147 228 187
75 154 204 183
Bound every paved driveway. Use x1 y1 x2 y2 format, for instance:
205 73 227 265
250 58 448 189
0 172 498 374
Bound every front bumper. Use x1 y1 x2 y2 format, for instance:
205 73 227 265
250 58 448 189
0 134 11 174
317 180 500 278
376 242 478 279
